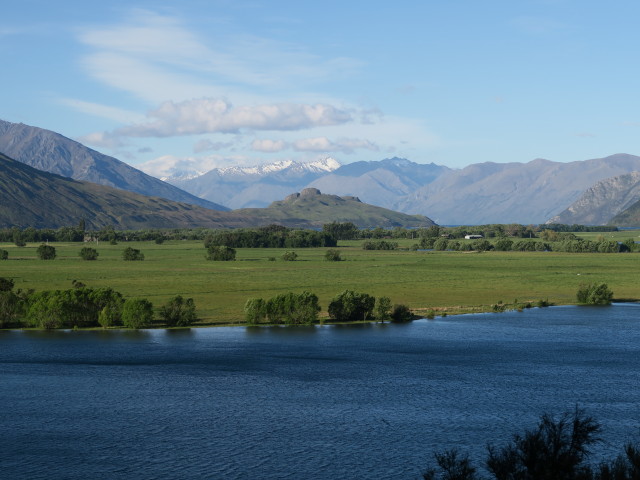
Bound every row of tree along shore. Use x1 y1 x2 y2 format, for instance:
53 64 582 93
0 222 621 245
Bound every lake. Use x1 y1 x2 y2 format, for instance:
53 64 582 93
1 304 640 479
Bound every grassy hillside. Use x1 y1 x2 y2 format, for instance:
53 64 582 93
2 239 638 324
238 188 435 228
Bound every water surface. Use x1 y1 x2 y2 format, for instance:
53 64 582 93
1 305 639 479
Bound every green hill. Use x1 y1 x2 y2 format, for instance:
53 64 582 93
0 155 436 229
237 188 435 228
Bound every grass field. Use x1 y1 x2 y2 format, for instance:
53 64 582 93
1 238 639 325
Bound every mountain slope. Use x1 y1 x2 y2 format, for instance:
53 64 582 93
398 154 640 225
0 152 263 229
546 171 640 225
0 154 432 230
608 198 640 226
0 119 228 211
236 188 435 228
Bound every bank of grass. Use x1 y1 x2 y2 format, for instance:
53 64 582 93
1 240 639 325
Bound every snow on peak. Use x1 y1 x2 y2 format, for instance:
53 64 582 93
217 157 341 177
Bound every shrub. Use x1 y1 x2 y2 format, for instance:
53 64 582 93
159 295 197 327
433 238 449 251
122 298 154 329
205 245 236 261
265 291 320 325
122 247 144 261
577 283 613 305
0 277 14 292
244 298 268 325
328 290 375 322
0 291 23 328
37 244 56 260
493 238 513 251
281 251 298 261
375 296 392 322
362 240 398 250
391 304 413 322
79 247 99 260
0 249 8 260
154 237 165 245
324 249 342 261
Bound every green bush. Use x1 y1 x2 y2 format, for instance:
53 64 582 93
37 244 56 260
362 240 398 250
324 249 342 261
391 304 413 322
159 295 197 327
244 298 268 325
265 291 320 325
0 249 8 260
328 290 375 321
0 277 14 292
0 291 23 328
205 245 236 261
122 298 154 329
282 251 298 261
576 283 613 305
375 296 392 322
122 247 144 261
79 247 99 260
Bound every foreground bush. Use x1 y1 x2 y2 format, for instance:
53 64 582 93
324 249 342 261
266 291 320 325
0 249 8 260
577 283 613 305
422 408 640 480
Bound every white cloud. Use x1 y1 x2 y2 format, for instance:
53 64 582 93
293 136 379 154
137 154 246 179
76 131 126 149
114 98 352 137
252 139 288 153
194 139 236 153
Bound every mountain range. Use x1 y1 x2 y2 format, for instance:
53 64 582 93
165 152 640 225
3 119 640 226
0 151 434 230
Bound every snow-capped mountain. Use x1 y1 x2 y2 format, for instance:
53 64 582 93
168 157 342 209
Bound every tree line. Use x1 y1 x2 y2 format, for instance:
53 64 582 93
244 289 413 325
0 278 197 329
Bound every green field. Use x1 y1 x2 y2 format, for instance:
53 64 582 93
1 238 639 325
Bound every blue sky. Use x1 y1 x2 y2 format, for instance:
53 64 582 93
3 0 640 177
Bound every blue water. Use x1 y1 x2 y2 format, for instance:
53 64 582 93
1 305 640 479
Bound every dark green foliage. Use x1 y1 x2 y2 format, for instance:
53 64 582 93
422 449 478 480
25 287 124 329
204 226 337 249
265 291 320 325
0 291 24 328
577 283 613 305
493 239 513 251
322 221 359 240
362 240 398 250
328 290 375 321
0 277 14 292
159 295 197 327
433 238 449 251
0 249 8 260
391 304 413 322
375 296 392 322
122 298 153 329
472 239 493 251
205 245 236 261
79 247 99 260
324 249 342 261
486 408 601 480
154 236 165 244
37 244 56 260
424 408 613 480
244 298 268 325
122 247 144 261
281 251 298 261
